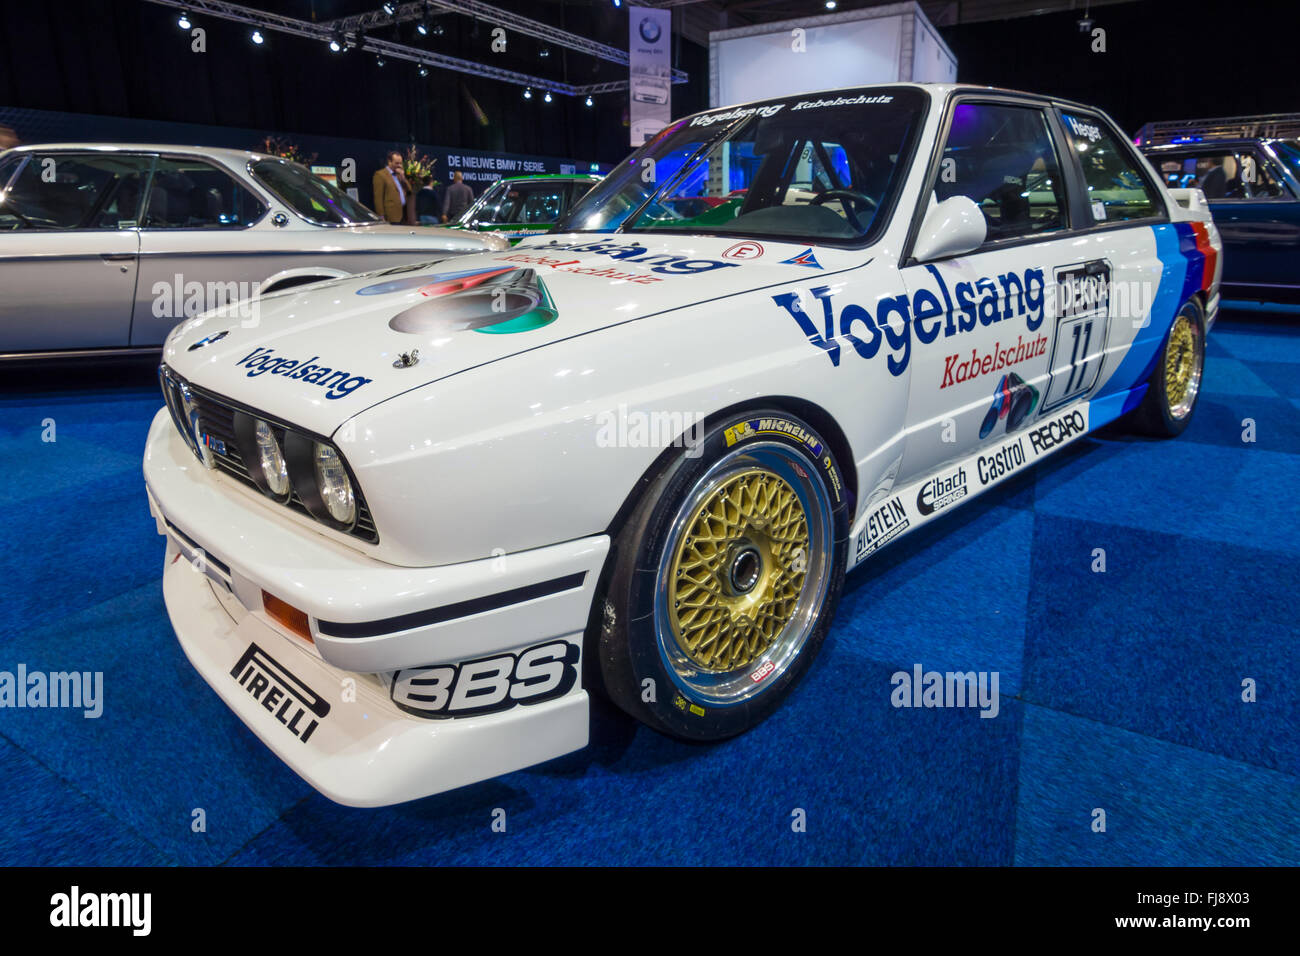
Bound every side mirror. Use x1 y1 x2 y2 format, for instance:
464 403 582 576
912 195 986 263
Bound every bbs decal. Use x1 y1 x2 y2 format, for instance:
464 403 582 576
390 641 580 719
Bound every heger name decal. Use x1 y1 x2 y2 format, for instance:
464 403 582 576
775 263 1046 377
235 347 372 400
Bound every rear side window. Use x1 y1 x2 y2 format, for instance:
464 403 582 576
1059 112 1163 222
933 102 1068 243
1152 149 1288 199
142 157 265 228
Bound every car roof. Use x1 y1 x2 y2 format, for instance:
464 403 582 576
707 82 1103 115
1 143 272 164
493 174 602 183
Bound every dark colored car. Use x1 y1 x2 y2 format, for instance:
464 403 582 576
1142 138 1300 303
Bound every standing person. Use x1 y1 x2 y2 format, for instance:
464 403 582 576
416 178 442 225
441 171 474 224
371 151 408 224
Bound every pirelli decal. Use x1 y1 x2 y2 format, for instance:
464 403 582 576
230 643 330 743
851 403 1091 569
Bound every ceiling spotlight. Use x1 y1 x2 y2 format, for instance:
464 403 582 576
376 54 386 67
382 2 396 14
825 0 837 8
250 29 264 45
329 38 342 53
417 64 429 77
523 87 532 100
585 95 593 108
417 1 430 35
539 45 551 59
613 0 621 7
543 91 552 103
1077 16 1095 32
177 10 191 29
432 21 445 37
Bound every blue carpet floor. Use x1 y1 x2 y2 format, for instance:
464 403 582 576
1 309 1297 866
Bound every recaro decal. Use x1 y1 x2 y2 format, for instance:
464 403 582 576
774 263 1047 376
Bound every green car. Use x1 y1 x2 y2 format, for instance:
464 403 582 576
452 174 603 244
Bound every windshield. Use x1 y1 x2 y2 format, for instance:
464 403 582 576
556 88 925 243
1270 140 1300 179
460 178 590 226
250 159 380 225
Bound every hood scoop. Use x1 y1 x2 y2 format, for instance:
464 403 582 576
385 266 558 336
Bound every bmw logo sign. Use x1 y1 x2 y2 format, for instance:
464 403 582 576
188 329 230 351
638 17 661 44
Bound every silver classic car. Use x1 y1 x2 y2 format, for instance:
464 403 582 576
0 143 507 360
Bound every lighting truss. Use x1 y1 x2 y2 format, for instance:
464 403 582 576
141 0 668 95
323 0 688 84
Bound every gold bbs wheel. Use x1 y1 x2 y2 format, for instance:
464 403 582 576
653 442 834 706
1164 310 1202 419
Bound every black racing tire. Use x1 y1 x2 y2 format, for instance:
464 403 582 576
597 408 850 741
1127 297 1206 437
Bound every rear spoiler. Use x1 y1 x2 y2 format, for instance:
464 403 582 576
1167 187 1211 220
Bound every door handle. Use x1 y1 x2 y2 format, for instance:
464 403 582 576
101 253 135 262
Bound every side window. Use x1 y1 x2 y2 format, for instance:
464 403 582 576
934 102 1067 242
142 157 265 228
1059 112 1162 222
0 153 150 230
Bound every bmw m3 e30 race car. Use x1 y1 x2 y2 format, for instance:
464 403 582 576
143 84 1221 806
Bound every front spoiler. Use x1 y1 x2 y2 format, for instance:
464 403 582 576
161 543 590 807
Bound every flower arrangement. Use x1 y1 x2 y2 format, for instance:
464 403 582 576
403 146 439 188
258 136 317 166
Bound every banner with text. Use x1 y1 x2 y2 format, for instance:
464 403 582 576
629 9 671 147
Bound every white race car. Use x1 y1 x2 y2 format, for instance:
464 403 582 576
143 84 1221 806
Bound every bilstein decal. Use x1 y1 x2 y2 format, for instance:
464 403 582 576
525 239 741 276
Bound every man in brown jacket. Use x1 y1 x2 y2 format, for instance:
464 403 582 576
372 151 408 223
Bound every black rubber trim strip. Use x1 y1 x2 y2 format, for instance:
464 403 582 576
165 518 232 577
316 571 588 639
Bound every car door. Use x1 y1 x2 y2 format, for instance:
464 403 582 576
131 153 268 346
895 98 1087 484
0 151 147 354
1054 107 1180 415
1150 145 1300 294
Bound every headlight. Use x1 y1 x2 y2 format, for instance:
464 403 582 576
255 420 290 497
313 442 355 525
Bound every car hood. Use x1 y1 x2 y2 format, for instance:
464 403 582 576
325 222 508 251
162 232 856 436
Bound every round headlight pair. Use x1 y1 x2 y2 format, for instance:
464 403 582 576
232 411 358 529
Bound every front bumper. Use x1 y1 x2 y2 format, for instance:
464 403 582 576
144 408 608 806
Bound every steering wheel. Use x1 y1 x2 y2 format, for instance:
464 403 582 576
811 188 877 232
